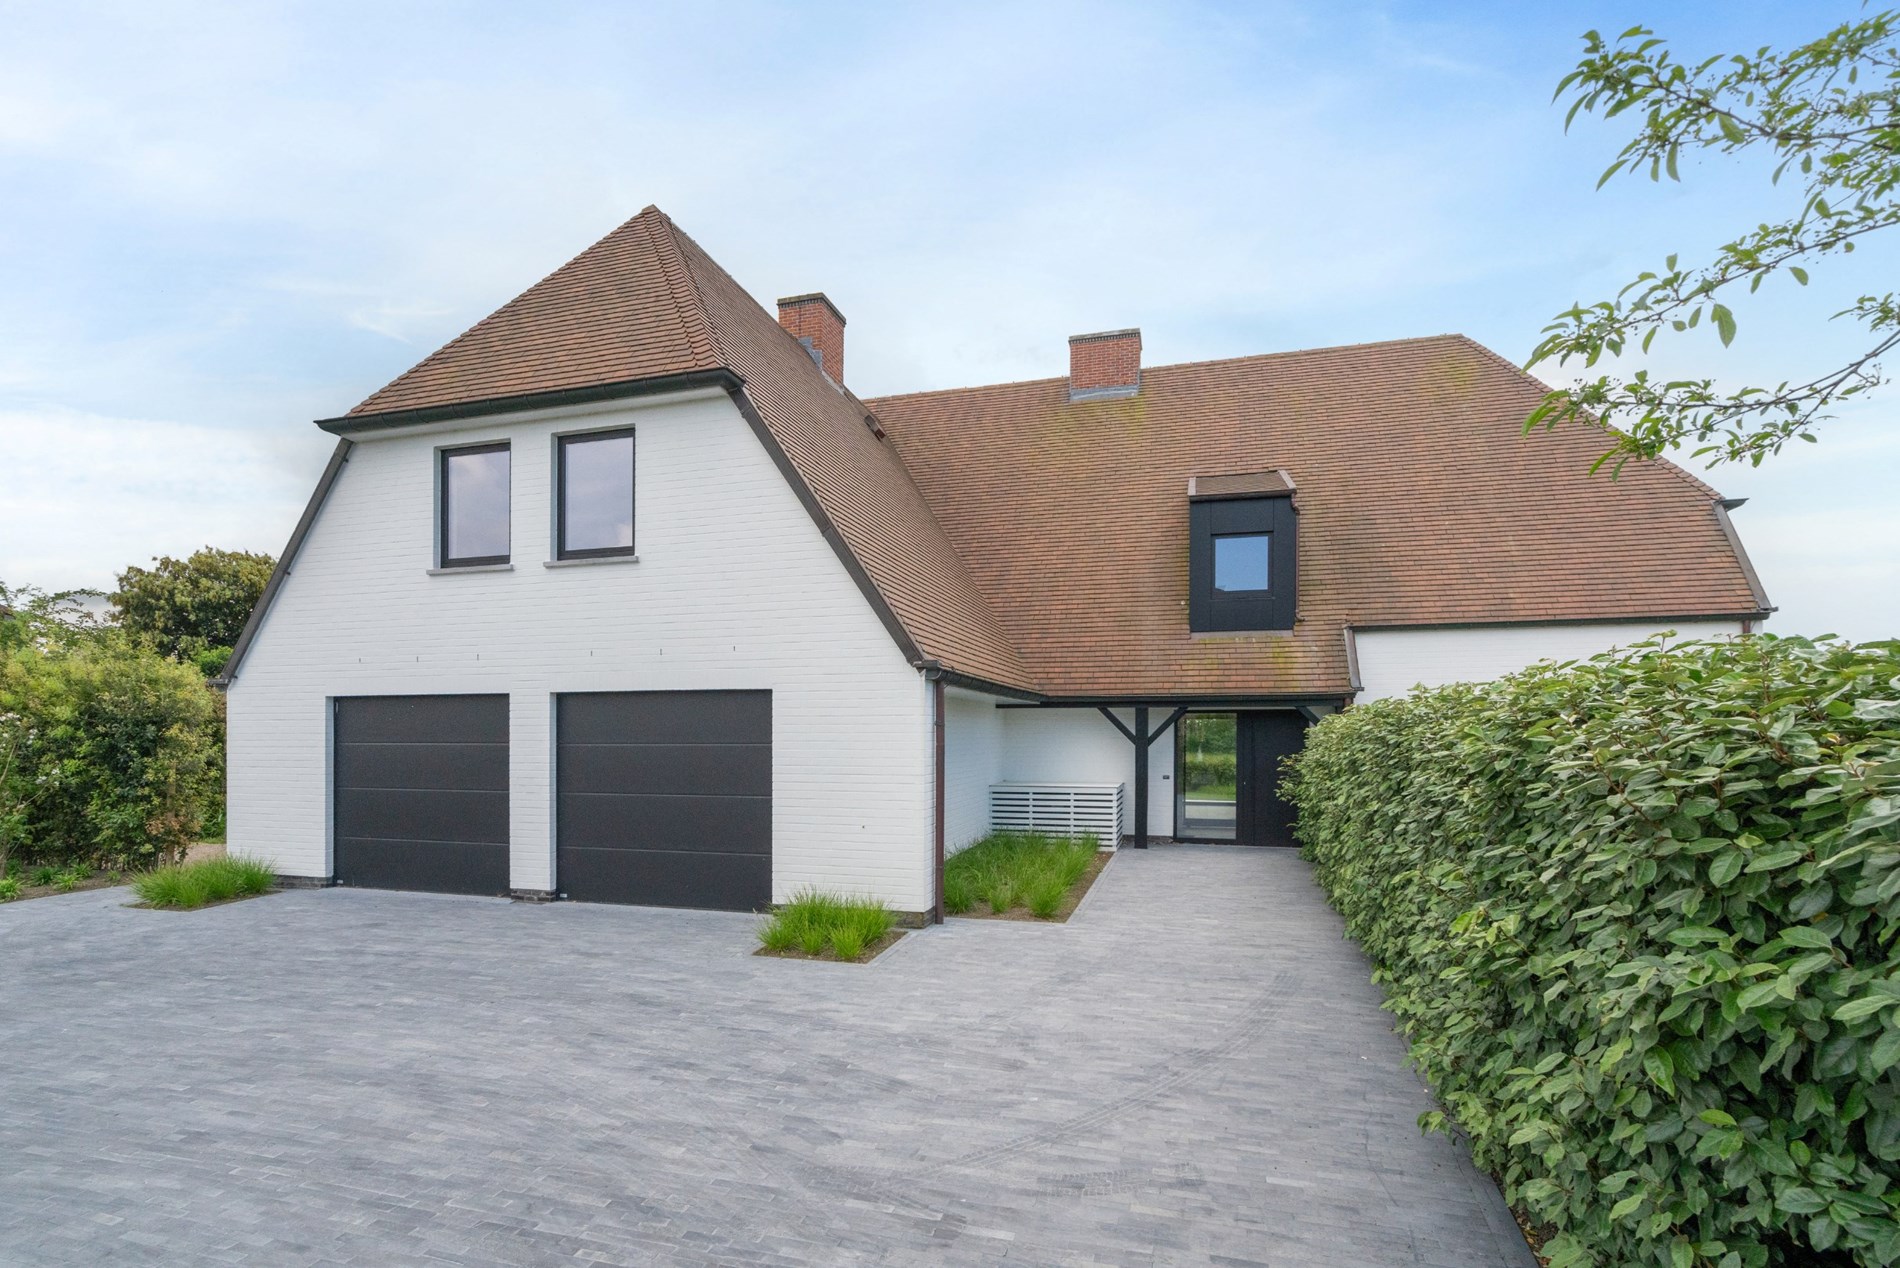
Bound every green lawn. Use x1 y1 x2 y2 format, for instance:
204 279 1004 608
943 831 1102 919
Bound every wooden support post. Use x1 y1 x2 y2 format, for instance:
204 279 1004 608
1133 705 1149 849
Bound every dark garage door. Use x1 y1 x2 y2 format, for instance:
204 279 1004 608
333 695 510 895
557 690 771 911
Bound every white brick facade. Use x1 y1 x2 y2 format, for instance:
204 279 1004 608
225 389 936 909
1351 620 1748 703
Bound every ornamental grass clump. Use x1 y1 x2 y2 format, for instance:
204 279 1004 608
1284 634 1900 1268
942 830 1098 918
756 890 895 962
133 855 275 910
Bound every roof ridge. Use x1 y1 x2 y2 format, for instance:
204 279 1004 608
863 333 1472 406
641 208 723 370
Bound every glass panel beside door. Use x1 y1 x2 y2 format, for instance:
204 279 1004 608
1176 713 1237 841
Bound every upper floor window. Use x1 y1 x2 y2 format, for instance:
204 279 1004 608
557 428 636 559
1188 477 1296 632
440 442 511 567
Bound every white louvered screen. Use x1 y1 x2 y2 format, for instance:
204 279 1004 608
989 782 1124 847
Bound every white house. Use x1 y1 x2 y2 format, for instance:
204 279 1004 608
219 207 1772 917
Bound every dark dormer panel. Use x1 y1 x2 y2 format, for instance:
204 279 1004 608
1188 486 1297 632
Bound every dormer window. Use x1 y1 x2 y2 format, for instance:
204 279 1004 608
1189 472 1297 632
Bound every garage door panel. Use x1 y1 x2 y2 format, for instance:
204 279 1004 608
336 788 510 845
556 690 771 911
335 836 510 896
559 691 771 746
557 743 770 798
334 742 508 793
335 695 509 746
557 846 769 911
333 695 510 896
557 792 770 855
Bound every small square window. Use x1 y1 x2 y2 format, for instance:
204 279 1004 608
440 443 510 567
558 429 636 559
1213 533 1270 593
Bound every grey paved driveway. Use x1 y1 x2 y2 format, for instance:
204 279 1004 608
1 847 1534 1267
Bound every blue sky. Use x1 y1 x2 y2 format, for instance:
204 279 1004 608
2 1 1893 638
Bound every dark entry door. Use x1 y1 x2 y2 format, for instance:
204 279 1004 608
1236 711 1306 847
333 695 510 894
556 690 771 911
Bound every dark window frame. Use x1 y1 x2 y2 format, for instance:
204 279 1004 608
556 426 637 561
439 441 512 568
1188 492 1297 631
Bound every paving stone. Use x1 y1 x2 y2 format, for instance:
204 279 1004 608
0 846 1535 1266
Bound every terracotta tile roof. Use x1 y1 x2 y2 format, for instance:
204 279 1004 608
341 207 1765 701
866 335 1768 698
350 210 722 416
345 207 1034 691
662 219 1034 690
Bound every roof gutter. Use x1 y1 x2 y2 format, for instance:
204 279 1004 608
1712 497 1776 617
319 368 744 436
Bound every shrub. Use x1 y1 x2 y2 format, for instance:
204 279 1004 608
1283 635 1900 1268
0 876 19 901
133 856 274 910
0 635 218 868
943 831 1098 919
757 890 895 961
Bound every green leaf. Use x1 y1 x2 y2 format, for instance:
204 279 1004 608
1777 1186 1827 1215
1834 995 1892 1024
1778 925 1833 950
1708 851 1744 886
1712 303 1737 347
1745 847 1804 873
1789 265 1809 285
1644 1048 1676 1095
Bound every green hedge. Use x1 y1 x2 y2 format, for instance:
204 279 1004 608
1 637 218 868
1284 635 1900 1268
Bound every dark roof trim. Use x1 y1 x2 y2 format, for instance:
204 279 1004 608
998 691 1349 709
916 661 1042 702
213 439 355 689
1347 612 1771 635
1711 500 1775 614
724 384 927 669
319 368 744 435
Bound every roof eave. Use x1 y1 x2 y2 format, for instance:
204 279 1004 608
318 368 745 436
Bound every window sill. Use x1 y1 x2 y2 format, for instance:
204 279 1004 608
544 555 639 569
427 563 515 575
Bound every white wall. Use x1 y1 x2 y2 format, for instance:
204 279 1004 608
225 389 936 909
942 686 1005 853
997 708 1175 838
1352 620 1748 702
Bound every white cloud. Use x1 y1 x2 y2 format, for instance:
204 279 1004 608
0 409 333 592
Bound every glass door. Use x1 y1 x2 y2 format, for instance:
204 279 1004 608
1175 713 1237 841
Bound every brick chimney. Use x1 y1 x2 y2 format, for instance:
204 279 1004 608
1068 328 1141 401
777 293 846 384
